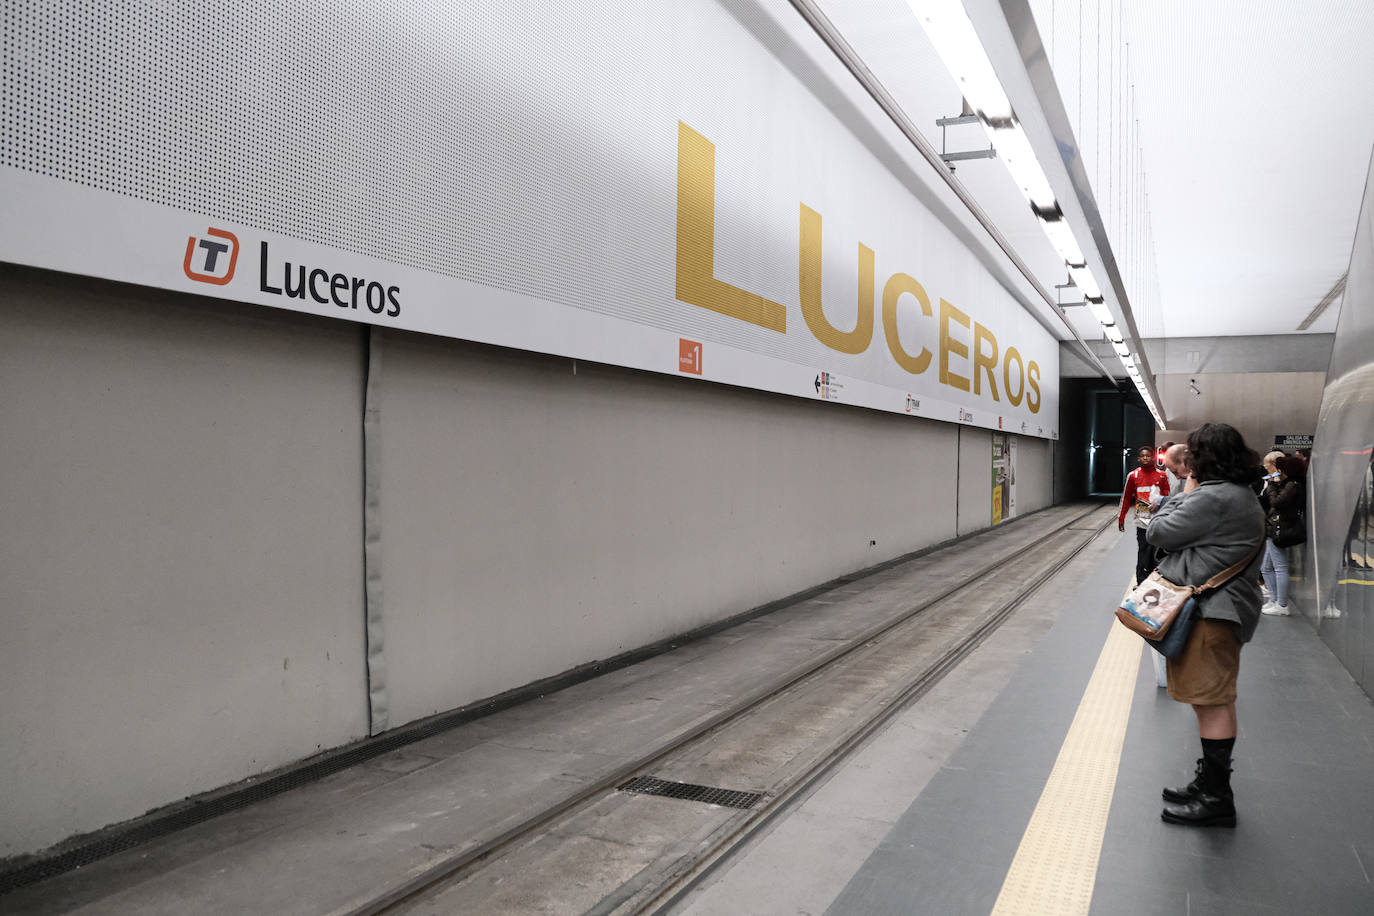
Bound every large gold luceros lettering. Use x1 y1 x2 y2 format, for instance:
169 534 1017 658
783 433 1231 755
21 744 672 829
675 122 1040 413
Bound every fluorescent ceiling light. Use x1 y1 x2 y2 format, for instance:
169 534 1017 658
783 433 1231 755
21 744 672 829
1068 265 1101 300
1086 298 1114 326
1105 325 1124 344
1039 217 1085 267
1112 340 1130 357
905 0 1013 124
989 125 1057 210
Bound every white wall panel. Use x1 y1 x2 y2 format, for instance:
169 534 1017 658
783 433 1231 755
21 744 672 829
956 428 995 536
0 267 369 856
1015 436 1053 514
375 331 962 724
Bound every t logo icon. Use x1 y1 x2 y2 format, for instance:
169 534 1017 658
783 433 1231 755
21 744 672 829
183 228 240 285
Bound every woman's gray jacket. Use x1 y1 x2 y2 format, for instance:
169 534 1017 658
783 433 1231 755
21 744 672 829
1146 480 1266 642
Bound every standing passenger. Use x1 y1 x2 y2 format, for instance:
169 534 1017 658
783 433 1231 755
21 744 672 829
1147 423 1265 827
1294 447 1312 476
1162 443 1191 486
1259 454 1303 615
1258 451 1286 602
1158 441 1183 496
1119 446 1171 585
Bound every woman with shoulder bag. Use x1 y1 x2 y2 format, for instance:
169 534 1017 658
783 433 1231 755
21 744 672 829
1145 423 1265 828
1259 455 1305 616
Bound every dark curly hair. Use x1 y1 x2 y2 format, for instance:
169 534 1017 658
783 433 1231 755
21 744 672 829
1279 454 1307 480
1187 423 1261 486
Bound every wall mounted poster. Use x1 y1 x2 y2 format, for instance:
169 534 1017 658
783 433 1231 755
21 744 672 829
992 434 1017 526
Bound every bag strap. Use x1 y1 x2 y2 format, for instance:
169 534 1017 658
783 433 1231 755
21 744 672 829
1194 544 1263 596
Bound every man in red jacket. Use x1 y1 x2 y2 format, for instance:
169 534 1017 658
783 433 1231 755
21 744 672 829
1120 446 1172 584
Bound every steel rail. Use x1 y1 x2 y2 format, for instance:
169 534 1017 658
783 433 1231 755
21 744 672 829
351 503 1110 916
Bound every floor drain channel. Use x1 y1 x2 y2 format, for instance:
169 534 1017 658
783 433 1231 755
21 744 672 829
617 776 764 810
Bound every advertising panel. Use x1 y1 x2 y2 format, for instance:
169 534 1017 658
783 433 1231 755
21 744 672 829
992 433 1017 525
0 0 1059 437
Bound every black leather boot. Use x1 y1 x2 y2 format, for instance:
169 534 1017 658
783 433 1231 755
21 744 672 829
1161 790 1236 827
1162 753 1235 827
1161 758 1203 803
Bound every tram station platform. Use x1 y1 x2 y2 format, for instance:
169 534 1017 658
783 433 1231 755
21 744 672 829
4 506 1372 915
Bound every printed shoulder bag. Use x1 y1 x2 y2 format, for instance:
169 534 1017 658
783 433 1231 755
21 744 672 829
1115 546 1260 653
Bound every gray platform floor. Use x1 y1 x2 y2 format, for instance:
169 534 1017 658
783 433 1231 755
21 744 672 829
677 526 1374 915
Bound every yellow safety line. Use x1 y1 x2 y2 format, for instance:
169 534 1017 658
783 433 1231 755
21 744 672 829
1337 577 1374 586
989 620 1142 916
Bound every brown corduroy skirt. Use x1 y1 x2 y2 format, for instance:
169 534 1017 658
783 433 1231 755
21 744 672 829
1166 618 1242 705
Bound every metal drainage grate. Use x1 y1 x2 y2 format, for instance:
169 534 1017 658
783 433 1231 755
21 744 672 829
617 776 764 810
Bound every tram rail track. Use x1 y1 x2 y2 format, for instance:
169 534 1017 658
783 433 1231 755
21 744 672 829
350 503 1117 916
633 505 1117 916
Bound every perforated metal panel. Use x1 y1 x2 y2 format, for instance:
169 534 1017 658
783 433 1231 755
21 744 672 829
0 0 1060 431
2 1 740 341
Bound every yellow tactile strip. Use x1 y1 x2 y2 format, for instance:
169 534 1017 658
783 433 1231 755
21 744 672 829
990 620 1142 916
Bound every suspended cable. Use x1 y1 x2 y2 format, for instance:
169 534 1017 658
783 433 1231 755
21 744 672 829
1077 0 1083 139
1096 0 1101 195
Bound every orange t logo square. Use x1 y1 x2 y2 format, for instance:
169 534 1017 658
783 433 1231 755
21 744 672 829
183 227 239 285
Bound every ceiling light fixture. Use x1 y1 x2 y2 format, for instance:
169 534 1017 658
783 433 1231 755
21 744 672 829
1086 297 1114 326
1038 216 1086 267
905 0 1013 125
1067 264 1101 300
907 0 1163 429
989 125 1057 209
